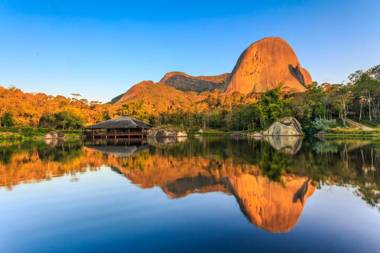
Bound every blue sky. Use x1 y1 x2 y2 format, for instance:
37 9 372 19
0 0 379 102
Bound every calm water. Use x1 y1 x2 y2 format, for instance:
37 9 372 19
1 136 380 253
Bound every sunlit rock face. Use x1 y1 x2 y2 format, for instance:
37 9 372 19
110 37 313 111
227 174 315 233
226 37 312 94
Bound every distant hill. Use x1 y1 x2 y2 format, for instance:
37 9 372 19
111 80 210 113
1 37 314 126
160 72 229 92
110 72 230 105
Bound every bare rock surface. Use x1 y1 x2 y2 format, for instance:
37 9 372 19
147 128 188 139
263 117 303 136
44 131 65 139
226 37 312 94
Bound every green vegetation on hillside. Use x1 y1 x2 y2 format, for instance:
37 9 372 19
39 111 83 130
154 65 380 135
0 65 379 137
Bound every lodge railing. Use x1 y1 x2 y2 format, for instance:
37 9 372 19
83 129 147 141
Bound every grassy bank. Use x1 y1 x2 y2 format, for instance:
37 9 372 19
151 125 233 136
195 129 232 135
2 125 380 143
0 127 82 141
321 127 380 139
194 127 380 139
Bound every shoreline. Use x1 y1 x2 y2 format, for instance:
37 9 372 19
1 126 380 143
0 127 82 142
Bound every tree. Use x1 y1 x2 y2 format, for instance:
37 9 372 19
352 73 380 121
257 89 291 129
39 111 83 129
331 85 353 124
0 112 14 127
102 111 111 121
117 101 150 121
367 65 380 80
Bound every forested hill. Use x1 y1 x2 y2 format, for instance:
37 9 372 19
0 86 112 127
0 64 379 133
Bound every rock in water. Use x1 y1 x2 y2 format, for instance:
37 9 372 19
264 136 303 155
44 131 65 146
147 128 188 139
44 131 65 139
263 117 303 136
226 37 312 94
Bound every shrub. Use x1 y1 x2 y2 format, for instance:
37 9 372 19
0 112 14 127
311 118 338 132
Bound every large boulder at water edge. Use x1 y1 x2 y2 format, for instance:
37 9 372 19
44 131 65 146
44 131 65 139
263 117 303 136
147 128 188 139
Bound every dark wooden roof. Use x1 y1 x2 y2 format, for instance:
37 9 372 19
87 116 151 129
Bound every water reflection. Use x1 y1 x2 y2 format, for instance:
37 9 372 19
0 137 380 233
263 135 303 155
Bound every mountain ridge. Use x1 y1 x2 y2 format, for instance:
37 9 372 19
160 71 230 92
111 37 312 107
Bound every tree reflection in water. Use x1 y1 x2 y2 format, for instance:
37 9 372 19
0 137 379 232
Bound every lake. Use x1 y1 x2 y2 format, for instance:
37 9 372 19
1 136 380 253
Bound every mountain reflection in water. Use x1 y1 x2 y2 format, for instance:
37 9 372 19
0 137 379 233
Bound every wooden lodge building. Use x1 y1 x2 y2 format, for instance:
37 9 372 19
83 116 151 142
